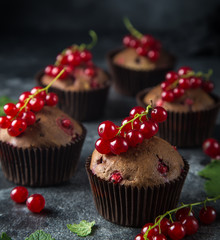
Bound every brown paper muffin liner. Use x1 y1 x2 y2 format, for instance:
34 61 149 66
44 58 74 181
106 48 176 97
86 157 189 227
0 125 86 187
136 88 220 147
36 71 111 122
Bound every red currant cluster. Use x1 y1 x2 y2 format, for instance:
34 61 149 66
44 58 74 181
10 186 45 213
95 105 167 155
203 138 220 160
123 17 161 62
161 66 214 102
135 195 219 240
44 30 97 80
0 84 59 137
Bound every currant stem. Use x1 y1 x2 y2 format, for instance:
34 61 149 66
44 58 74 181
116 105 152 136
123 17 143 39
143 195 220 240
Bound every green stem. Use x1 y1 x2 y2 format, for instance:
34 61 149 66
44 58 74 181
123 17 143 39
144 195 220 240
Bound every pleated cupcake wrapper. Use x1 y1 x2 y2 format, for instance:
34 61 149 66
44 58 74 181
136 88 220 147
106 48 176 97
0 126 86 187
36 71 111 122
86 157 189 227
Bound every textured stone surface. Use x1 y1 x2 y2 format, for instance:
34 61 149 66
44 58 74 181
0 32 219 239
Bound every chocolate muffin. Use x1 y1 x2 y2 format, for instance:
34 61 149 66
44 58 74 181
0 106 86 186
86 136 189 227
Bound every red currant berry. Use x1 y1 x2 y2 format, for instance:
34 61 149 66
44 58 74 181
202 81 214 93
129 106 146 121
151 106 167 123
44 64 54 76
161 81 170 91
203 138 220 159
95 138 111 154
60 55 68 65
80 49 92 62
189 77 202 88
19 91 31 103
136 46 147 56
4 103 19 117
26 194 45 213
98 121 118 140
160 217 171 236
157 160 169 176
123 35 133 47
140 120 157 139
67 51 81 66
173 87 185 98
45 93 58 106
126 129 143 147
61 119 73 129
110 137 128 155
148 50 159 61
10 186 29 203
168 222 185 240
30 86 46 100
141 223 159 238
16 102 31 116
161 91 175 102
177 66 192 76
180 216 199 235
109 171 123 184
165 71 179 84
0 116 11 128
140 35 155 48
56 53 63 63
199 206 216 225
175 207 194 221
8 119 27 136
148 234 167 240
84 67 95 77
129 38 140 48
121 116 134 133
29 98 44 112
134 233 144 240
178 78 191 89
20 111 36 126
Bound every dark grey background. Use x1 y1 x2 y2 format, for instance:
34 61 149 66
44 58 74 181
0 1 220 239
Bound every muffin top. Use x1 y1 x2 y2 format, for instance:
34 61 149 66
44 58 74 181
143 85 215 112
90 136 184 188
41 67 109 91
113 48 173 71
0 106 83 148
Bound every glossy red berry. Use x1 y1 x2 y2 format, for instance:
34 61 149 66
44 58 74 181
161 91 174 102
95 138 111 154
157 160 169 176
61 119 73 129
203 138 220 159
4 103 19 116
190 77 202 88
121 116 134 133
44 64 54 76
29 98 44 112
140 120 157 139
126 129 143 147
123 35 133 47
168 222 185 240
0 116 11 128
173 87 185 98
129 38 140 48
129 106 146 118
165 71 179 84
181 216 199 235
175 207 194 221
67 51 81 66
30 87 46 100
134 233 144 240
141 223 159 238
161 81 170 91
109 171 123 184
98 121 118 140
151 106 167 123
136 46 147 56
84 67 95 77
199 206 216 225
202 81 214 93
19 91 31 103
160 217 171 236
10 186 29 203
140 35 155 48
177 66 192 76
80 50 92 62
45 93 59 106
7 119 27 137
148 234 167 240
178 78 191 89
20 111 36 126
26 194 45 213
110 137 128 155
148 50 159 61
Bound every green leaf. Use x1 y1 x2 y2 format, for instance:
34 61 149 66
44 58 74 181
198 160 220 197
0 96 15 116
25 230 55 240
0 232 12 240
67 220 95 237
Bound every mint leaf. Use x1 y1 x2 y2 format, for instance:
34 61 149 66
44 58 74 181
0 96 15 116
67 220 95 237
25 230 55 240
0 232 12 240
198 160 220 197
